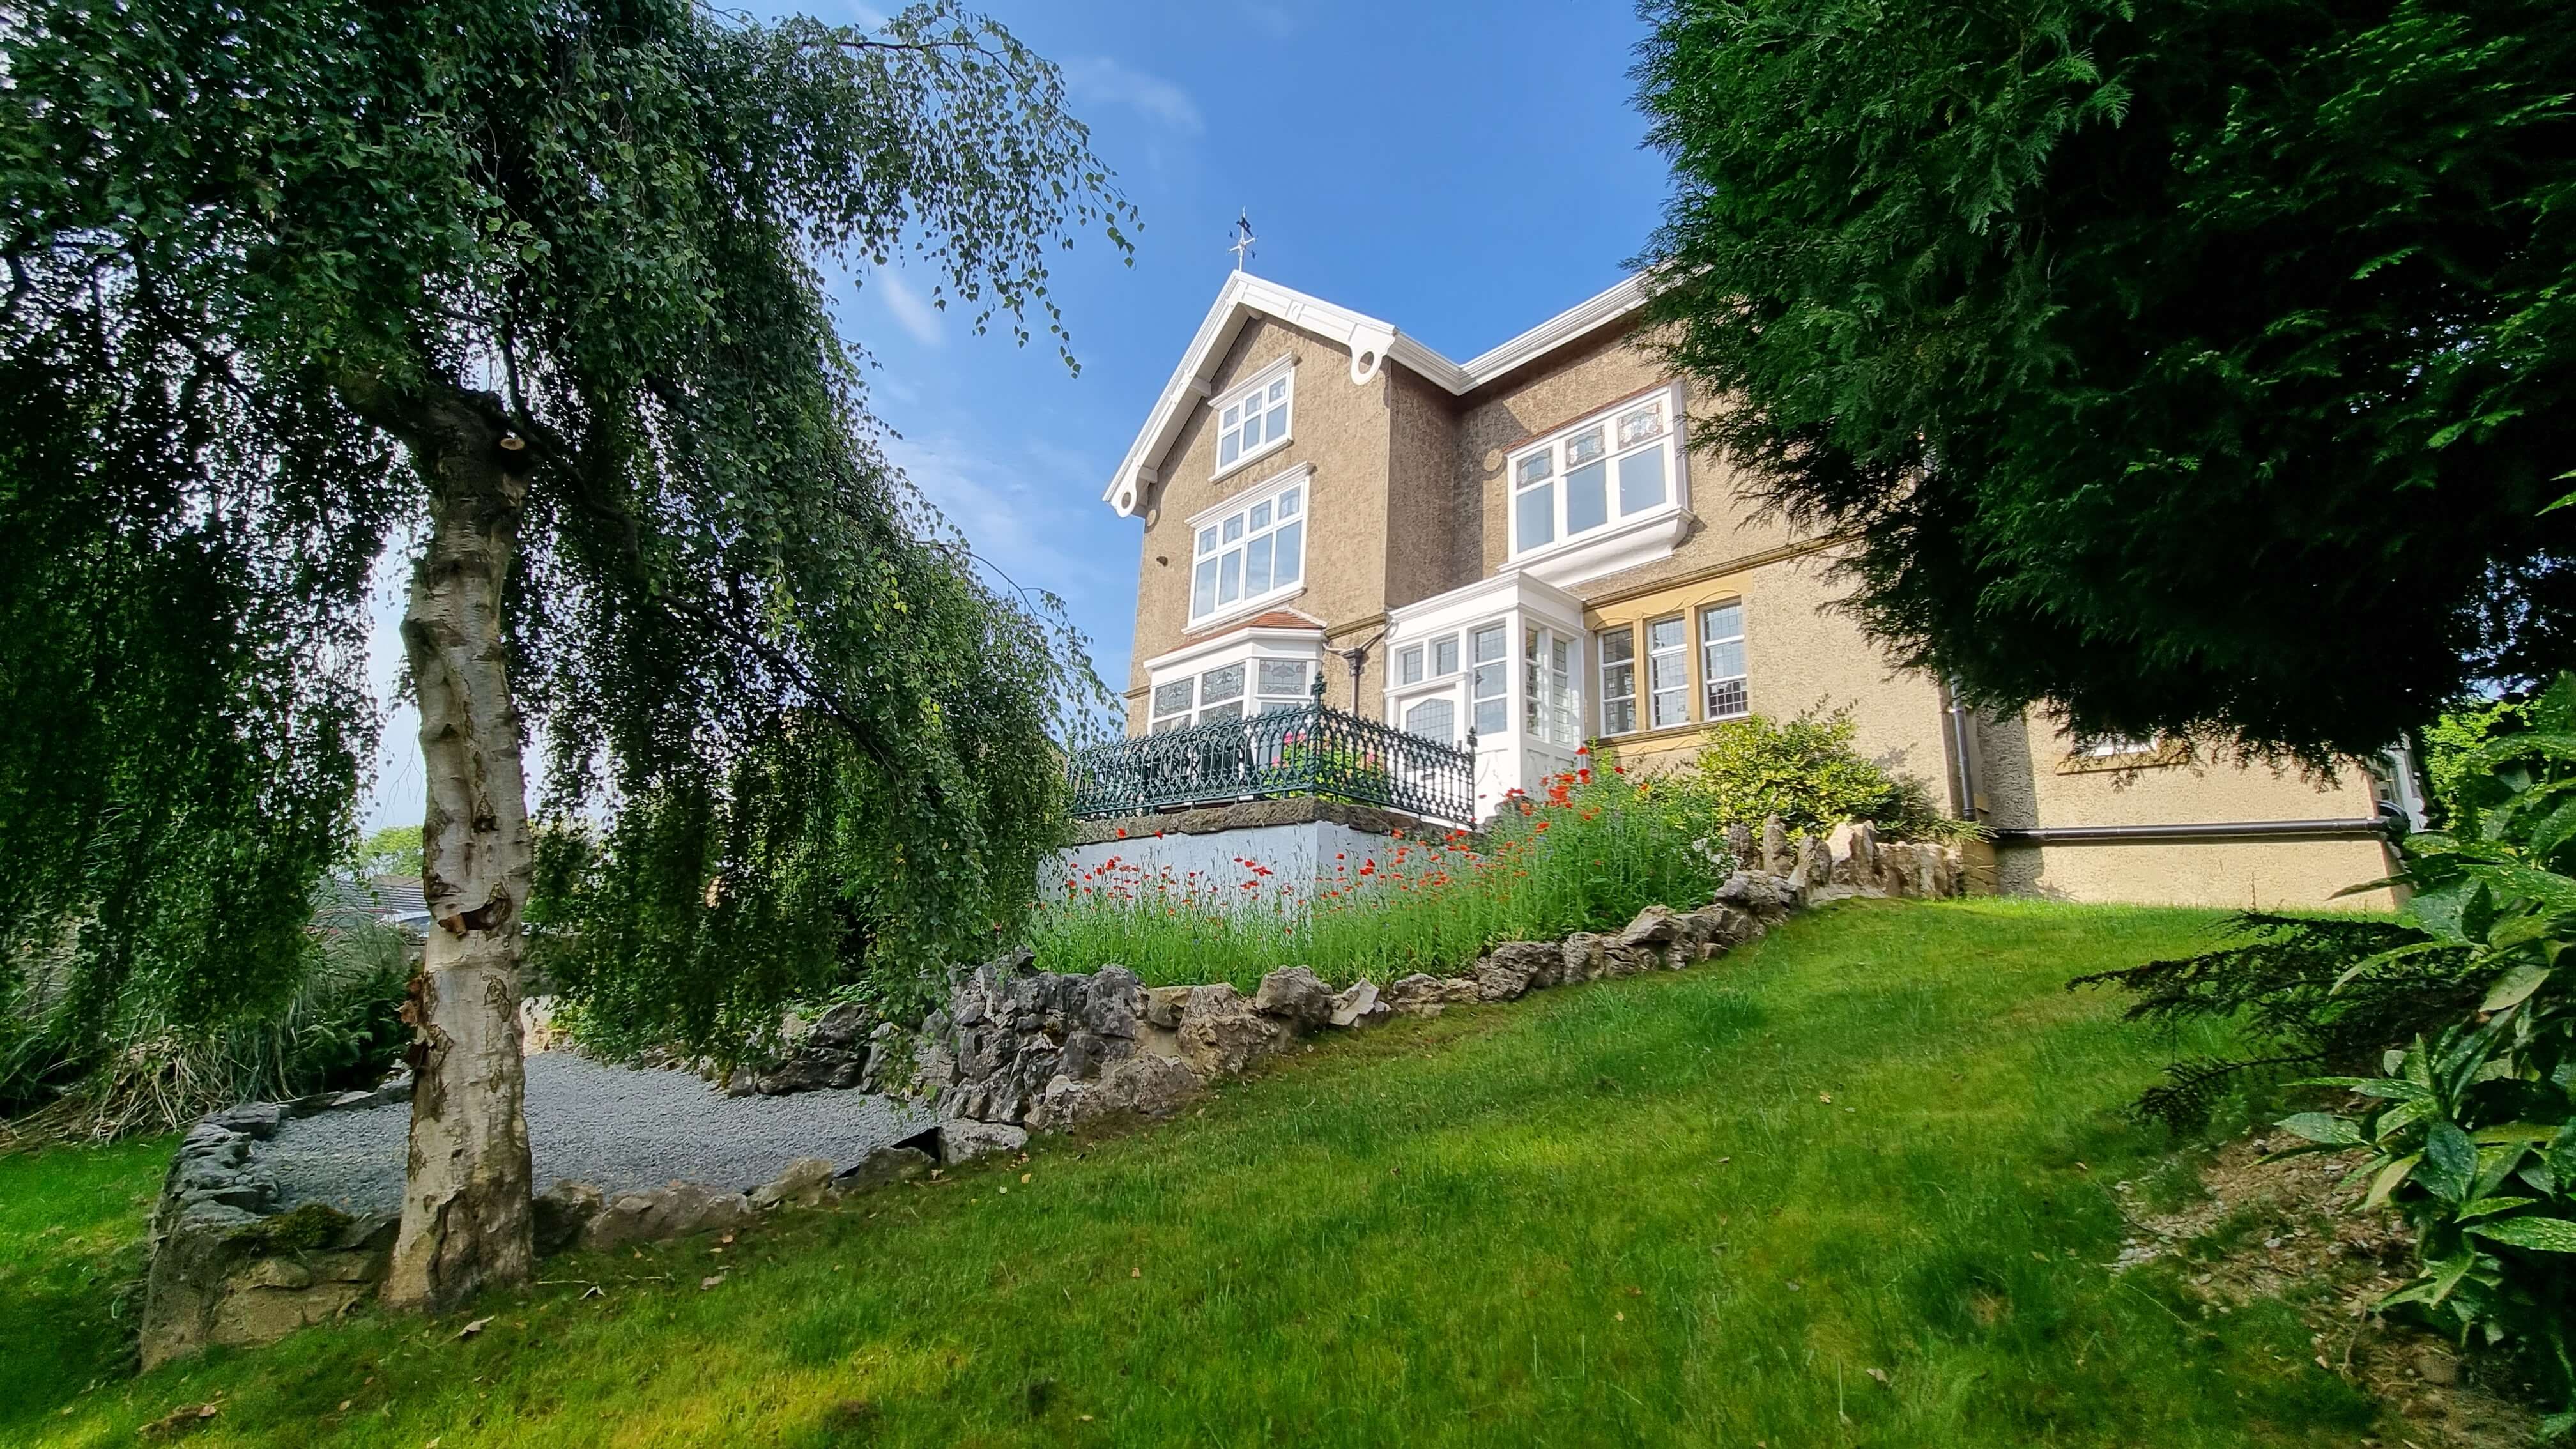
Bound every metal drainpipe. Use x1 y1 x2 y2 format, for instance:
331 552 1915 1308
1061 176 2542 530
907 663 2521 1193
1942 679 1979 823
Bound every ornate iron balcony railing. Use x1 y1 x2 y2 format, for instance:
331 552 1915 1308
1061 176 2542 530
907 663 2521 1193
1069 684 1478 825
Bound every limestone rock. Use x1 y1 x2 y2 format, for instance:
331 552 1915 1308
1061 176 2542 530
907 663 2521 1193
1618 905 1683 949
839 1143 937 1191
749 1156 838 1211
582 1181 755 1252
1176 984 1287 1077
939 1121 1029 1165
1328 979 1384 1028
1471 942 1559 1002
1760 815 1792 875
1143 986 1193 1030
1028 1054 1204 1131
1827 820 1880 888
532 1180 604 1255
1559 933 1609 983
1791 834 1831 891
1724 822 1756 873
1252 966 1335 1026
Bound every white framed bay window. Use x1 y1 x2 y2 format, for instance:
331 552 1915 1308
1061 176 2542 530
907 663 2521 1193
1149 654 1316 733
1507 385 1683 563
1188 465 1308 625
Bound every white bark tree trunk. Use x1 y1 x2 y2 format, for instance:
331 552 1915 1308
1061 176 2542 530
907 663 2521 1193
380 394 537 1312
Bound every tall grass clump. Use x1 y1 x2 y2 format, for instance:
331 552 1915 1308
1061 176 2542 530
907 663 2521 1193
1 916 412 1146
1031 760 1719 988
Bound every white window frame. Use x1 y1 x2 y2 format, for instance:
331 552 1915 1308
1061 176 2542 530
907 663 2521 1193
1698 601 1749 721
1212 358 1294 478
1645 615 1689 730
1505 385 1684 562
1468 622 1510 739
1149 654 1315 732
1186 464 1310 627
1597 625 1637 737
1523 624 1579 747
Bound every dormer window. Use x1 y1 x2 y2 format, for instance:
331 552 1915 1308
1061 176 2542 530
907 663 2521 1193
1215 360 1294 475
1506 387 1682 560
1188 467 1308 624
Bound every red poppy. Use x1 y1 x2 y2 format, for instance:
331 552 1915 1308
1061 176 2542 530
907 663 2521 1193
1116 827 1127 838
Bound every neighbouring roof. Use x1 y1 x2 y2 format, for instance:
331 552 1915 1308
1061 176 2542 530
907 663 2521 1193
313 875 431 928
1100 271 1650 519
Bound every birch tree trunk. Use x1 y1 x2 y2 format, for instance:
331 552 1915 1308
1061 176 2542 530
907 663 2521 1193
380 392 537 1312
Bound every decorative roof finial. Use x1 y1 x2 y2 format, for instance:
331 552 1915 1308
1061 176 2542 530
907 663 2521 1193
1228 211 1256 273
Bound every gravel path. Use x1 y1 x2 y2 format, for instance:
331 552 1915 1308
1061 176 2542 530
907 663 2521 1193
263 1052 935 1216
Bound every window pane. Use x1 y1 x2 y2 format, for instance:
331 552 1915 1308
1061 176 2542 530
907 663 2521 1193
1617 403 1662 448
1153 680 1193 716
1618 447 1667 514
1404 697 1455 744
1649 617 1684 651
1197 526 1218 555
1473 661 1506 702
1266 405 1286 440
1199 701 1243 723
1432 636 1459 675
1218 551 1241 604
1258 659 1306 696
1471 624 1505 663
1648 617 1688 728
1565 426 1604 468
1565 460 1607 535
1223 404 1239 429
1473 698 1507 737
1276 487 1300 518
1192 560 1218 617
1223 515 1243 543
1149 716 1183 734
1249 500 1271 530
1701 602 1742 641
1272 521 1303 585
1220 431 1240 466
1602 696 1636 735
1706 677 1748 719
1241 411 1263 447
1515 450 1553 486
1703 638 1745 680
1514 480 1555 550
1398 646 1423 685
1244 533 1274 594
1269 378 1287 404
1600 628 1633 665
1201 663 1245 702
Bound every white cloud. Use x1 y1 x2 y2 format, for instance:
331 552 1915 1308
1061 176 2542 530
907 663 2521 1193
874 268 945 348
1061 57 1204 135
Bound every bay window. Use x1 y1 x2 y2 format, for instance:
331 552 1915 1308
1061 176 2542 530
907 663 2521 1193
1523 625 1577 747
1506 391 1678 559
1151 656 1312 732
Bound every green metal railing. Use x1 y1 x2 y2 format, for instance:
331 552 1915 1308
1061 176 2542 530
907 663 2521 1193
1070 682 1478 825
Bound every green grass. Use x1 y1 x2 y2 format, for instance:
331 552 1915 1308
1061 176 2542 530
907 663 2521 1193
3 900 2396 1446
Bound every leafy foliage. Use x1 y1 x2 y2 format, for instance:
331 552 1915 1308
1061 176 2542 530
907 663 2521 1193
1639 704 1977 843
1 3 1131 1063
350 827 424 882
2261 675 2576 1423
1033 765 1720 989
2420 694 2531 829
2071 914 2488 1129
1634 0 2576 763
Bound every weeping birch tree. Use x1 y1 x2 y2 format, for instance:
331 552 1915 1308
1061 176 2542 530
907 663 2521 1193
0 1 1128 1309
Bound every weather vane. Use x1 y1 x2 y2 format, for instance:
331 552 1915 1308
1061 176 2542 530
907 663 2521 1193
1228 211 1256 272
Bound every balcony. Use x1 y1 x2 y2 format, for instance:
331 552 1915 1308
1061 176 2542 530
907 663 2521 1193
1068 694 1478 827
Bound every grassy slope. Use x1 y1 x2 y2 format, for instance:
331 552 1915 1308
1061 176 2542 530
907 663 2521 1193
2 900 2389 1447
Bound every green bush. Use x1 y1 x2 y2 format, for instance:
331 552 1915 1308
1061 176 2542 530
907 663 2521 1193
2255 673 2576 1429
1032 763 1719 989
1634 703 1979 845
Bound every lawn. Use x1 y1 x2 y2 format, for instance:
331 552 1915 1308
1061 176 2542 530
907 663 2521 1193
1 899 2396 1447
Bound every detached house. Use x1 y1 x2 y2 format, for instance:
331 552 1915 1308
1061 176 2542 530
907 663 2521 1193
1093 270 2414 908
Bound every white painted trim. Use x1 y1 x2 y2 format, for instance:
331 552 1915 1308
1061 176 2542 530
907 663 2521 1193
1208 356 1297 480
1504 509 1692 589
1185 461 1312 529
1137 623 1325 678
1101 272 1652 518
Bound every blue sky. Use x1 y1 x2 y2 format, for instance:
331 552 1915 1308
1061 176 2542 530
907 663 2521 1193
358 0 1673 829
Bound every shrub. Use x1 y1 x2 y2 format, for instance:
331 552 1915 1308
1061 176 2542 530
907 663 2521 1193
2111 673 2576 1426
1031 762 1719 989
1634 703 1979 845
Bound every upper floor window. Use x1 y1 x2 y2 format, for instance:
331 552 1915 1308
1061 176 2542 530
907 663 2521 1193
1215 363 1293 475
1190 475 1305 624
1507 391 1676 558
